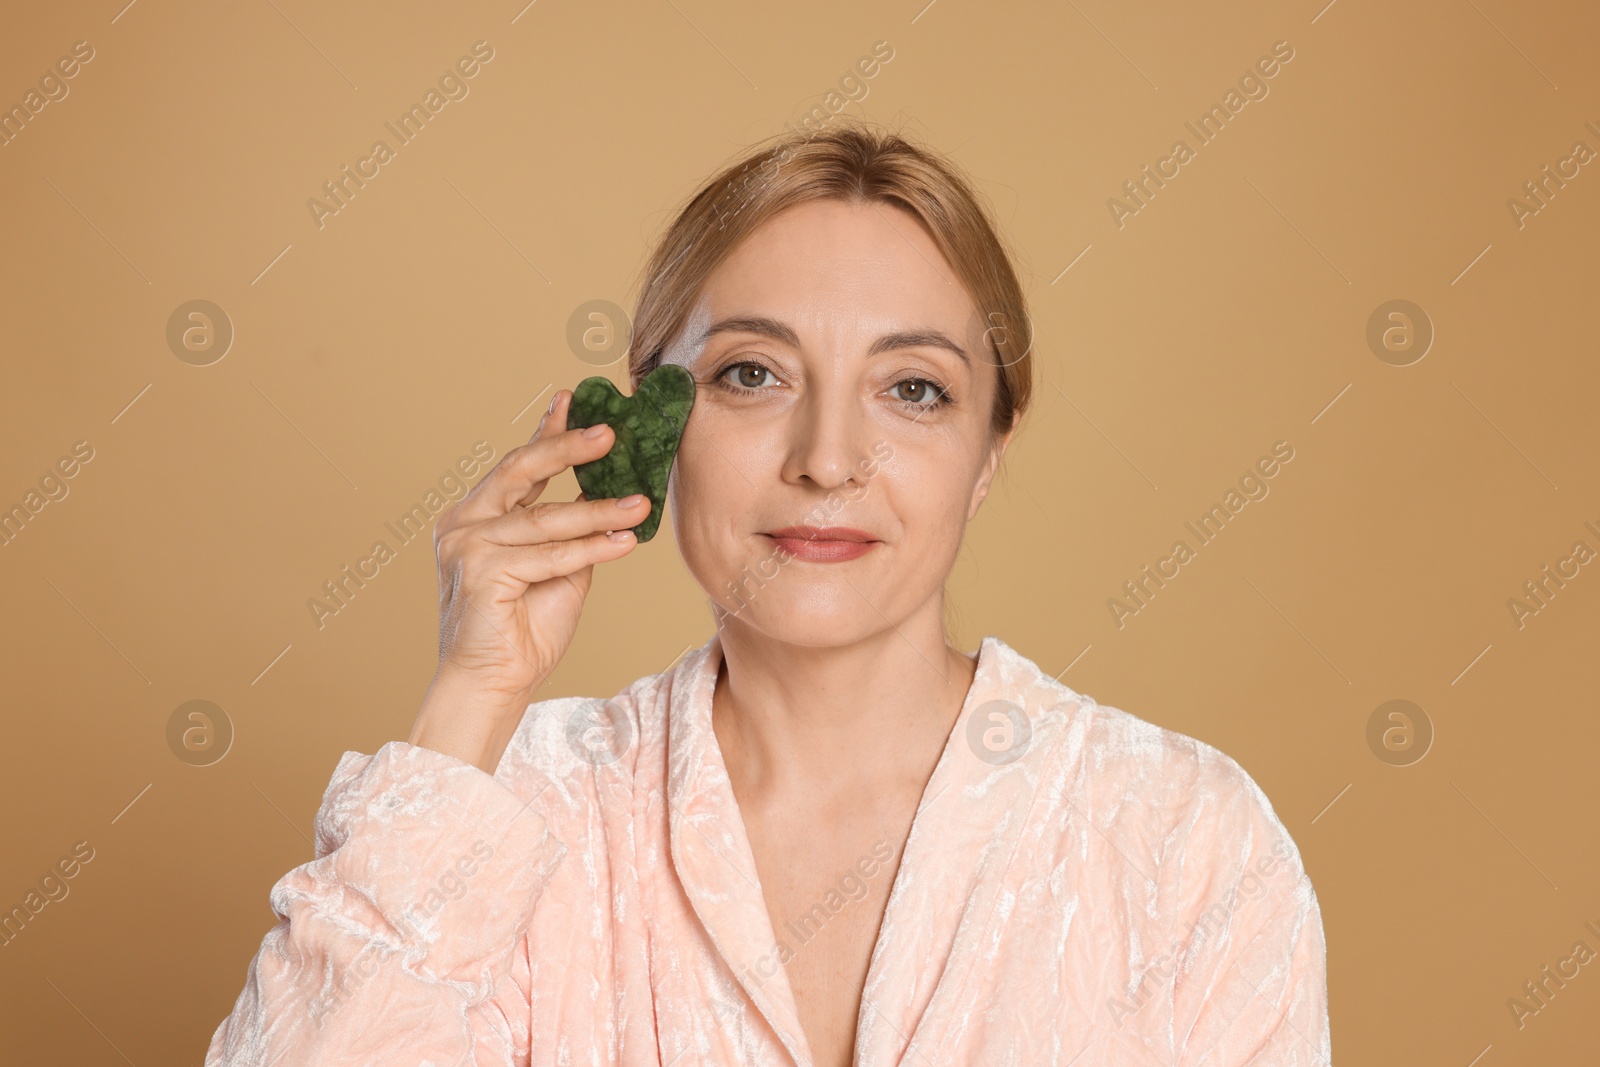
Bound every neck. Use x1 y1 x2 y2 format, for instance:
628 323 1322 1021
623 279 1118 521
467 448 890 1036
709 601 979 803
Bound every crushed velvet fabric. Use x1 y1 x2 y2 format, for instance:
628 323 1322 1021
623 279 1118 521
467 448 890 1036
206 632 1331 1065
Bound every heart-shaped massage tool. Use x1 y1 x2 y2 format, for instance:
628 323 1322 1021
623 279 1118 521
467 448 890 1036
564 364 696 543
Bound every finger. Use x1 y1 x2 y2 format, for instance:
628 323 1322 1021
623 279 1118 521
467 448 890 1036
556 558 595 606
507 386 578 508
503 421 616 512
477 492 651 548
451 387 574 525
491 527 637 587
453 391 618 524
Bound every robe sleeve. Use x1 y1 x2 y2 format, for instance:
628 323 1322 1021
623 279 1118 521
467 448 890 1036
204 740 568 1066
1170 749 1332 1067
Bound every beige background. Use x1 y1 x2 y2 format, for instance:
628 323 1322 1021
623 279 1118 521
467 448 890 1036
2 0 1597 1062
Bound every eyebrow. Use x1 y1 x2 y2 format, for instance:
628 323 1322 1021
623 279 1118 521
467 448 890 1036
694 315 970 365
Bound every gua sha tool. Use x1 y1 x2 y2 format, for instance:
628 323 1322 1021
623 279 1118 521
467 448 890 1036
565 364 696 543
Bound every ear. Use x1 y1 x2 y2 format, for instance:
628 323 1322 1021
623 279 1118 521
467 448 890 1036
966 412 1020 521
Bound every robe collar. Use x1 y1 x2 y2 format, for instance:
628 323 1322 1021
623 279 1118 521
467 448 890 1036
664 630 1076 1066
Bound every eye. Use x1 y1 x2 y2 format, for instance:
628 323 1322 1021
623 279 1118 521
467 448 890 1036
716 361 780 391
889 377 951 409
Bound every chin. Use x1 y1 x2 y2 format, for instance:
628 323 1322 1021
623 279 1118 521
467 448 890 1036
713 585 880 648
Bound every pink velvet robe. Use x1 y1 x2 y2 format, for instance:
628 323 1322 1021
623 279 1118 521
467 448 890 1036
206 633 1331 1065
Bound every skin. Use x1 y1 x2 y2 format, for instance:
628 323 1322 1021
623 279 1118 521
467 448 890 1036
409 197 1018 1067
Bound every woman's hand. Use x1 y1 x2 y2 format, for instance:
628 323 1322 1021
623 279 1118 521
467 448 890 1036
407 388 651 773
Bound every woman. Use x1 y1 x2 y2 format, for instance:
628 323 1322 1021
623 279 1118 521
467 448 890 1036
206 124 1330 1066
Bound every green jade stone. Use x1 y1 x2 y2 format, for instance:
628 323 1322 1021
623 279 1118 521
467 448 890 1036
564 364 695 543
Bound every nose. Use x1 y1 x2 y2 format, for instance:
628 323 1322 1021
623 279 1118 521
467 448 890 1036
779 378 872 493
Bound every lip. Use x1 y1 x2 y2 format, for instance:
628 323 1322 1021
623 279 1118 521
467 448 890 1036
761 526 881 563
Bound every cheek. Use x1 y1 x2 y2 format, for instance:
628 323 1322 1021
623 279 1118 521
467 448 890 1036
668 432 754 579
669 401 790 515
875 449 973 549
670 412 761 514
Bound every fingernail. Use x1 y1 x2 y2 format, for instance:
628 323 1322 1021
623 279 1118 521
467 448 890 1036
583 423 607 439
548 390 561 415
616 494 644 508
607 530 633 542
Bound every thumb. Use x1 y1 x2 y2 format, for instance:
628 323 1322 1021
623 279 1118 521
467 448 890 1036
563 560 596 602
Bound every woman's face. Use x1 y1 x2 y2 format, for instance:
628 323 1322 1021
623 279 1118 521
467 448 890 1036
660 198 1016 647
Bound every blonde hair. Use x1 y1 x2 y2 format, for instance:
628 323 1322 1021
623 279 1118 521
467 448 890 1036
626 121 1034 438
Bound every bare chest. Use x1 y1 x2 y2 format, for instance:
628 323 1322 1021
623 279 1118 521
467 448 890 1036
746 819 910 1067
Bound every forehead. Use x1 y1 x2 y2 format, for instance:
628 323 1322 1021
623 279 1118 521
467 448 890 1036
681 199 978 347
